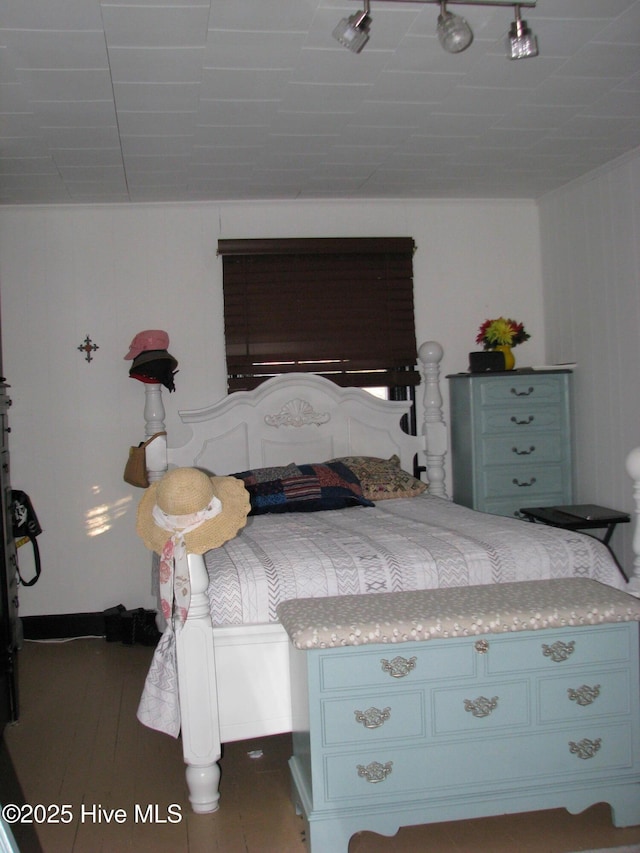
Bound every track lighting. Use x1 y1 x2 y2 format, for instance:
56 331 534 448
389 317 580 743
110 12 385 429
332 1 538 60
437 3 473 54
506 4 538 59
332 0 372 54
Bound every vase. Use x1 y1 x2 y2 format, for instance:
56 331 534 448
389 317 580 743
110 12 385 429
494 345 515 370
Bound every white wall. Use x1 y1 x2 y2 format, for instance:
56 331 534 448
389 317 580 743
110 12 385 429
0 199 544 617
538 148 640 577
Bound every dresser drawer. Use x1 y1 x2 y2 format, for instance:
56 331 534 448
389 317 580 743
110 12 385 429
478 376 566 406
480 433 564 466
317 643 475 692
321 690 426 746
480 406 565 435
485 626 631 675
482 464 564 498
432 679 530 735
322 720 634 805
324 744 430 803
538 668 631 723
424 721 635 791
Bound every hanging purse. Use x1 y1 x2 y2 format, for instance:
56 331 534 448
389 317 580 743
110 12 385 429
124 432 166 488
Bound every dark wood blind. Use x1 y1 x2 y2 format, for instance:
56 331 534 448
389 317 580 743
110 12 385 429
218 237 419 392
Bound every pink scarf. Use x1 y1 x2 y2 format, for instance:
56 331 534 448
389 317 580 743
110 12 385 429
152 497 221 625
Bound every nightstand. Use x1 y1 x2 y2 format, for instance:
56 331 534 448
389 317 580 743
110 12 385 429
519 504 630 580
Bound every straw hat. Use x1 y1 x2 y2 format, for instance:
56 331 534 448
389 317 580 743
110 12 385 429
136 467 250 555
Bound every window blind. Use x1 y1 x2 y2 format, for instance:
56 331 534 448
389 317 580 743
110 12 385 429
218 237 418 392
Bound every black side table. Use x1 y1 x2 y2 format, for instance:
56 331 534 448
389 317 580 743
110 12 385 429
519 504 630 581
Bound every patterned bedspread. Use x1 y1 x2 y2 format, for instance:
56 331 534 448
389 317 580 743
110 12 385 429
203 494 627 627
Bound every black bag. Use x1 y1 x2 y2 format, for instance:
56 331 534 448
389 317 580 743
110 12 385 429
11 489 42 586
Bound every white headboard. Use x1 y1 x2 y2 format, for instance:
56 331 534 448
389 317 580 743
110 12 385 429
142 341 448 497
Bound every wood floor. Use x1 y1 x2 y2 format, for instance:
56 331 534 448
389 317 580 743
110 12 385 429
3 638 640 853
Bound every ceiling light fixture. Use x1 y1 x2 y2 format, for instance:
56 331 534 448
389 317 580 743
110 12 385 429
506 4 538 59
332 0 372 54
333 1 538 60
437 2 473 54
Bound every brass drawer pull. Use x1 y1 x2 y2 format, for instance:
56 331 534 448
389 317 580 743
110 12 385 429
354 707 391 729
381 656 417 678
356 761 393 783
510 386 534 396
542 640 575 662
568 684 601 706
464 696 498 718
569 738 601 760
511 415 534 425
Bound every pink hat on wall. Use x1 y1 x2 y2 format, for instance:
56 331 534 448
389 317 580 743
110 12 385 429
124 329 169 360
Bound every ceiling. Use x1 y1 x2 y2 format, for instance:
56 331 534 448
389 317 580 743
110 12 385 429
1 0 640 205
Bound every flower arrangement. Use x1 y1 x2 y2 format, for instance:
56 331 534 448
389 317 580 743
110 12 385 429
476 316 530 350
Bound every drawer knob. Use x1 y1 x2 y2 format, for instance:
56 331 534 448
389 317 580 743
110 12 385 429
474 639 489 654
356 760 393 783
512 445 535 455
464 695 499 718
569 737 601 760
510 386 534 396
354 707 391 729
542 640 575 662
511 415 534 425
381 656 417 678
568 684 601 706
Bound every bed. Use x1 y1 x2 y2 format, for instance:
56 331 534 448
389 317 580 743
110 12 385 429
135 341 640 814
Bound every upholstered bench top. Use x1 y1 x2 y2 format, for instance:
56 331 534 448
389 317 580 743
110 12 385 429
276 578 640 650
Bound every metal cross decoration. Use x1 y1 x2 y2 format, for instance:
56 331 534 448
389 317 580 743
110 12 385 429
78 334 99 363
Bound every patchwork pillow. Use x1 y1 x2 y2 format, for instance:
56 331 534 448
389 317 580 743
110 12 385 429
328 454 427 501
232 461 374 515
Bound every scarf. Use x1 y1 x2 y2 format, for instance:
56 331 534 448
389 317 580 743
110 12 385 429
152 496 222 626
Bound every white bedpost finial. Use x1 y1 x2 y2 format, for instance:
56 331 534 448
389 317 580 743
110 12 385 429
143 383 168 483
418 341 448 498
624 447 640 596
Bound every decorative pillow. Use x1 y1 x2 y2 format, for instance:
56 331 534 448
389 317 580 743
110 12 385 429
232 462 374 515
328 454 427 501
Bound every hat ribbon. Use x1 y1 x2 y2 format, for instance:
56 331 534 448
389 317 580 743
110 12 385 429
152 497 222 626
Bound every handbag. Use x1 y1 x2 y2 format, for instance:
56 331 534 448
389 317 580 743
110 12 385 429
124 432 166 488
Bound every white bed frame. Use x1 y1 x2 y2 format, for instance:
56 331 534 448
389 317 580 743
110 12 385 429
139 341 640 813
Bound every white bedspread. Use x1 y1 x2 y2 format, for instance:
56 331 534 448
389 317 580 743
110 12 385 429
204 494 627 626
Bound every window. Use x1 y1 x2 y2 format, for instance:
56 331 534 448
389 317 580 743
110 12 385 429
218 237 418 393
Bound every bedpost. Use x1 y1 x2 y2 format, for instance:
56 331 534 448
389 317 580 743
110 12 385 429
418 341 448 498
176 553 222 812
624 447 640 596
143 383 168 483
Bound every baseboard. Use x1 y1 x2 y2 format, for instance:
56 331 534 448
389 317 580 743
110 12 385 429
21 612 104 641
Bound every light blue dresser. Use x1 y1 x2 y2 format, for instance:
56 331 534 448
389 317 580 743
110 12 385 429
448 370 573 517
278 579 640 853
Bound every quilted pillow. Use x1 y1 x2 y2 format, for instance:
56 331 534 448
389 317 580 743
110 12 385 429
232 461 374 515
328 454 427 501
